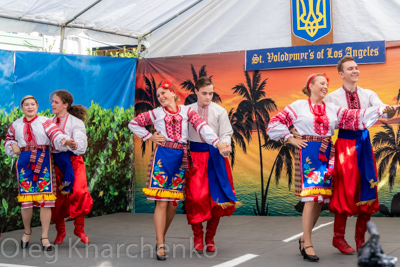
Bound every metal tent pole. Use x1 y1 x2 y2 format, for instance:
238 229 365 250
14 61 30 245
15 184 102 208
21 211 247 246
60 27 65 53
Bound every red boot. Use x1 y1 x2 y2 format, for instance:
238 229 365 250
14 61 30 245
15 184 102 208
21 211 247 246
73 215 90 243
355 214 370 251
332 214 355 254
54 220 66 245
191 223 204 252
205 215 220 252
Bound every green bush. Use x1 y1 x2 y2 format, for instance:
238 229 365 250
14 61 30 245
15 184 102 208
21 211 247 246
85 102 135 216
0 104 135 232
0 108 24 232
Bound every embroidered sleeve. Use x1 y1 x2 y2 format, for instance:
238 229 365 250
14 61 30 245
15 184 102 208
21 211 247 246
336 106 383 130
267 106 297 141
128 111 154 141
188 108 220 147
4 123 18 157
42 119 69 151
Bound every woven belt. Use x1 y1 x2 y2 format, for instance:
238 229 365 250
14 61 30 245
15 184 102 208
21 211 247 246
20 145 49 152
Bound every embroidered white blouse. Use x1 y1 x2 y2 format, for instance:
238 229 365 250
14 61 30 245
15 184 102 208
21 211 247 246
187 102 233 144
325 86 388 118
128 105 220 147
267 100 384 141
51 114 88 155
4 116 69 157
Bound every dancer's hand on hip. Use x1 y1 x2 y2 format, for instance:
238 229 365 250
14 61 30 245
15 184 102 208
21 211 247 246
150 131 166 145
11 144 21 155
288 137 307 149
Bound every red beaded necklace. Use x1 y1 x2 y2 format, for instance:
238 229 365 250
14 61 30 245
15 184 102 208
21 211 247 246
165 105 179 114
308 98 326 124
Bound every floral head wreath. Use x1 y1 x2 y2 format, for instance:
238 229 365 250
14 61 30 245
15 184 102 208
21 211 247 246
159 80 174 92
306 73 329 91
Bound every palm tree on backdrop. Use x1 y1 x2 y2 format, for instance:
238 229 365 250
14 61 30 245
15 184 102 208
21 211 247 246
372 121 400 190
231 69 277 216
396 89 400 116
134 74 161 155
255 137 295 215
180 64 221 105
228 108 252 168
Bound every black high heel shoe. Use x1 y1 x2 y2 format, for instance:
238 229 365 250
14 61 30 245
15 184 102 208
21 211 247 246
156 245 166 261
21 229 32 249
41 237 52 252
298 238 305 256
302 246 319 262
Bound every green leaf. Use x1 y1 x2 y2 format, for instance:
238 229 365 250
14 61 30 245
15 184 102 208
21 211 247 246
2 198 8 213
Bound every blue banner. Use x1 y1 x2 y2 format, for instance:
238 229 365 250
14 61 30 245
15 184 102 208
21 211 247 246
0 50 136 112
0 50 15 111
246 41 385 71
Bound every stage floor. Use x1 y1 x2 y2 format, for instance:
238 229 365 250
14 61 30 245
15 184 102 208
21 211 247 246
0 213 399 267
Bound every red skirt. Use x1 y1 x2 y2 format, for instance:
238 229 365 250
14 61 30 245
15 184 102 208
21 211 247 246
329 138 379 215
185 151 235 225
52 155 93 221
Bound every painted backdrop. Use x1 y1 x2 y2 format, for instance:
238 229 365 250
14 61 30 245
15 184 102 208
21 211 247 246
134 46 400 217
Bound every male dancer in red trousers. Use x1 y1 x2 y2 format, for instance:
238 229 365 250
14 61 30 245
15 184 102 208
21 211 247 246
325 56 396 253
185 77 239 252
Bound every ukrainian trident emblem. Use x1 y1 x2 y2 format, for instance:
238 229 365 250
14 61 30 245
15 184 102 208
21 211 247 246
292 0 332 42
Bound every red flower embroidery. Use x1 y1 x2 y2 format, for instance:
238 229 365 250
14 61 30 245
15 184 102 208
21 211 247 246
324 167 334 181
155 174 165 185
307 172 319 182
172 177 183 187
38 180 48 190
20 181 30 190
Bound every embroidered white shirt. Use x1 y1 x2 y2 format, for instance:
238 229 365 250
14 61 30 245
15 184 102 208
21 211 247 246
4 116 69 157
52 114 88 155
267 100 383 141
325 86 388 118
128 105 220 147
187 102 233 144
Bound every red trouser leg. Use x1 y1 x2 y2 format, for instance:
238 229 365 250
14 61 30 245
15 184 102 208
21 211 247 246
73 215 90 243
332 214 355 254
52 202 66 244
191 223 204 252
355 214 370 251
205 211 221 252
69 156 93 219
51 168 69 245
53 220 66 244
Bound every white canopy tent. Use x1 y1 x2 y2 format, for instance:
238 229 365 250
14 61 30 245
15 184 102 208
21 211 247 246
0 0 400 58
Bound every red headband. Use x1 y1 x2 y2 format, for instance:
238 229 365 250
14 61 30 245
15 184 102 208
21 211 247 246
159 80 174 92
306 73 329 90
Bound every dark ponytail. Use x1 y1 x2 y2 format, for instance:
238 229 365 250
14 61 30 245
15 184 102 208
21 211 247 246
68 105 88 123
